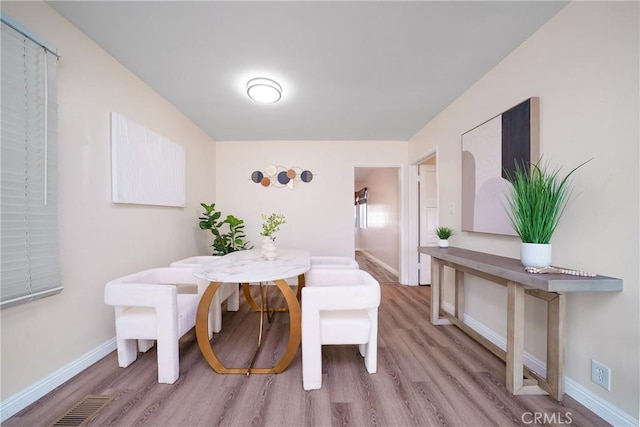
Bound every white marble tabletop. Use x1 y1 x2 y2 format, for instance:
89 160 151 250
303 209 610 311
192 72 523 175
192 249 310 283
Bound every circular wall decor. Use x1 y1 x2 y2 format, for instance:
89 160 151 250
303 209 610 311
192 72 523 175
250 166 314 189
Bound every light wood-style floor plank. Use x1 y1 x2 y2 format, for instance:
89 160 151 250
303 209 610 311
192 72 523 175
4 252 610 427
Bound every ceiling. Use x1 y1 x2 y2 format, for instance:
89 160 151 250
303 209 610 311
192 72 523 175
48 1 567 142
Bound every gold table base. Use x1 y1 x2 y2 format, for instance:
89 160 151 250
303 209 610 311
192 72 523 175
241 273 305 312
195 278 301 375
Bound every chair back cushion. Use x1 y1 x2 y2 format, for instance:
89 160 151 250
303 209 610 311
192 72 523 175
105 268 210 307
303 270 380 311
310 256 359 269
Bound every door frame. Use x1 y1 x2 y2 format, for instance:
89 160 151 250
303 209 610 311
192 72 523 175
409 147 439 286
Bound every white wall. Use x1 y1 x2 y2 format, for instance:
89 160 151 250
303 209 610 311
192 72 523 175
216 141 407 261
409 2 639 419
0 1 217 400
357 168 401 272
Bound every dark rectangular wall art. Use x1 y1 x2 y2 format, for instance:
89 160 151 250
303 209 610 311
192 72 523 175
461 97 539 236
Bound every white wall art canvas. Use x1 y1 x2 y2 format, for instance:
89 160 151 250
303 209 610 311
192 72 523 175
111 112 186 207
461 98 539 236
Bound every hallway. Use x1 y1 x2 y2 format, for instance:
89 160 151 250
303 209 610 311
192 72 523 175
355 251 399 284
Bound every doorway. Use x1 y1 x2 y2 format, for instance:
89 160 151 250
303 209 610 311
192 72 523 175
354 166 401 280
418 154 438 285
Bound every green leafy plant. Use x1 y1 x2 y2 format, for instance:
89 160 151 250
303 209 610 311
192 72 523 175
505 158 590 244
260 213 286 240
435 226 454 239
198 203 252 255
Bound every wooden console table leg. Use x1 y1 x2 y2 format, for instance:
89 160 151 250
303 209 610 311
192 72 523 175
547 293 566 400
430 258 450 325
506 281 525 394
430 257 438 324
430 257 440 324
455 270 464 320
507 281 547 396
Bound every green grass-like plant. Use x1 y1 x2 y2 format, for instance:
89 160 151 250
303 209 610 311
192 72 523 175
435 226 454 239
505 158 590 244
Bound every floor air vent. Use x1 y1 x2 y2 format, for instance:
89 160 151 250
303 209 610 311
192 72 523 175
50 394 114 426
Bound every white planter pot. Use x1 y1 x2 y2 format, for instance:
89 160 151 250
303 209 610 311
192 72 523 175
261 237 277 261
520 243 552 267
438 239 449 248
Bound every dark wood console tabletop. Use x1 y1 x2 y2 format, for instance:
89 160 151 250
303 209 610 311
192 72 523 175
419 246 622 401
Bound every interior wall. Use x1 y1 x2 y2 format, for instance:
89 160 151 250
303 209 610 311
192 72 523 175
215 141 407 259
408 2 639 418
356 168 401 272
0 1 217 400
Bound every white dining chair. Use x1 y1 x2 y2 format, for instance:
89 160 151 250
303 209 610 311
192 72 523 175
291 256 359 300
310 256 359 270
104 268 210 384
170 256 240 333
301 269 381 390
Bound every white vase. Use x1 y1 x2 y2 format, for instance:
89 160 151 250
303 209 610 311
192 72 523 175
520 243 552 267
261 237 277 261
438 239 449 248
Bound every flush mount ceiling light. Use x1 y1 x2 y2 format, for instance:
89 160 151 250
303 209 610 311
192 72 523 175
246 77 282 104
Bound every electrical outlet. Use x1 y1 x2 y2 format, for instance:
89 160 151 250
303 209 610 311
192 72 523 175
591 359 611 390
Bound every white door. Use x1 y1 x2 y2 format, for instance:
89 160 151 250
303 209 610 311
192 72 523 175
418 162 437 285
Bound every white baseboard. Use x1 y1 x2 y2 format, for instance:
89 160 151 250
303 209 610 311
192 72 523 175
442 302 638 427
563 378 639 427
358 250 399 277
0 337 117 423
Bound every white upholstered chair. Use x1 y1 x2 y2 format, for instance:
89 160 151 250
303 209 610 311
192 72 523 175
291 256 359 299
310 256 359 270
170 256 239 333
104 268 210 384
301 269 381 390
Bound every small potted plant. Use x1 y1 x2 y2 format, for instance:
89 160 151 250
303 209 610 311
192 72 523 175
505 158 590 267
260 213 286 260
435 226 454 248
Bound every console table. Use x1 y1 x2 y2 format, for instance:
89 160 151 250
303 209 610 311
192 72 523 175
419 246 622 401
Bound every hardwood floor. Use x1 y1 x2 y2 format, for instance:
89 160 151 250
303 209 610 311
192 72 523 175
5 253 608 426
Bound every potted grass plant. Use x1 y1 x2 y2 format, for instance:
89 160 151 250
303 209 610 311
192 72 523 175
435 226 454 248
505 158 590 267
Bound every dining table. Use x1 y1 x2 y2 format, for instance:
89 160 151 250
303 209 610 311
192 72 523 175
193 248 310 375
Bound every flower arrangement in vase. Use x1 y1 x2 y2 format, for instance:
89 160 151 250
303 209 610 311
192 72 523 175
260 213 286 260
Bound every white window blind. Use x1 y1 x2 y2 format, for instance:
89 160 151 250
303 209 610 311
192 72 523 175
1 18 62 309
